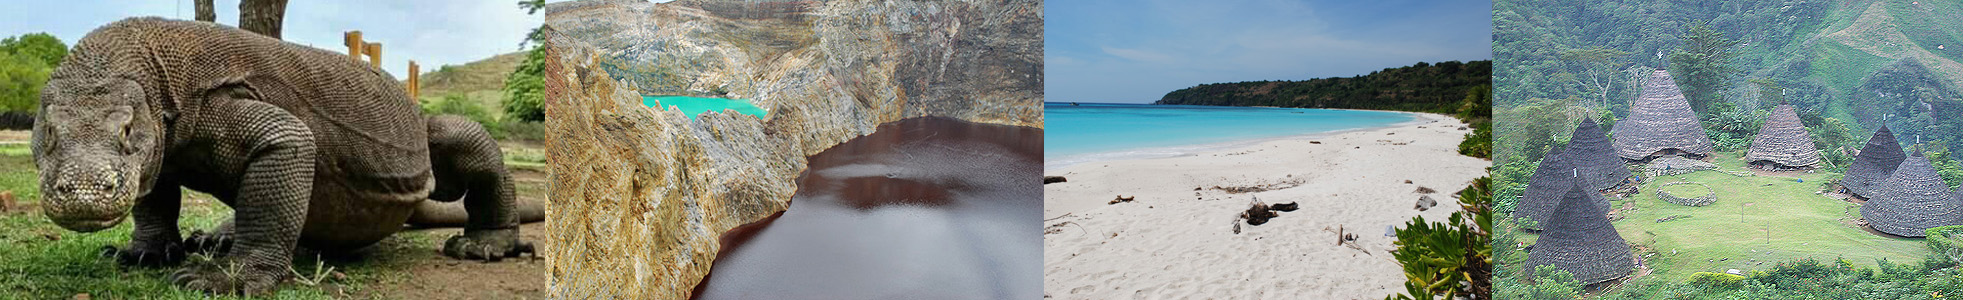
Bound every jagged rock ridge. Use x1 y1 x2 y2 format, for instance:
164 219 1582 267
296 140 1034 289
541 0 1042 298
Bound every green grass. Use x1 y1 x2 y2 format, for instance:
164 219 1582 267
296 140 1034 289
1620 152 1925 284
0 143 434 299
1504 151 1928 288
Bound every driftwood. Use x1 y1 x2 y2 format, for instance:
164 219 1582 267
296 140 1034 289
1108 195 1135 205
1236 200 1300 228
1043 176 1068 184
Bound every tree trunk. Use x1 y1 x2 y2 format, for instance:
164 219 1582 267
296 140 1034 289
194 0 215 22
238 0 290 39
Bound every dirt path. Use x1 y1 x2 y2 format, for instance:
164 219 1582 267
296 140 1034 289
359 221 548 299
357 154 551 299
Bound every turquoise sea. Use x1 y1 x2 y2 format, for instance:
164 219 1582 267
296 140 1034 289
643 95 769 119
1045 102 1416 170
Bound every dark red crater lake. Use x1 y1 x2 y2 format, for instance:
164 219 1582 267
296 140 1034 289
693 116 1042 299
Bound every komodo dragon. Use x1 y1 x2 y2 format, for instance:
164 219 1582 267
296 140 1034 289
34 17 536 295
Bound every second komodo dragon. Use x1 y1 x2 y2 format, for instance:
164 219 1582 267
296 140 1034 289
34 17 535 295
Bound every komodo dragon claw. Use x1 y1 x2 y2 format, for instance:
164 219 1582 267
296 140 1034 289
442 228 533 262
100 239 187 266
170 256 286 296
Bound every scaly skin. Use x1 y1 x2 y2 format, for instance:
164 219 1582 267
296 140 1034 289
34 17 531 296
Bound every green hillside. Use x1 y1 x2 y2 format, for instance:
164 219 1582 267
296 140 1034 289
1495 0 1963 298
410 51 527 116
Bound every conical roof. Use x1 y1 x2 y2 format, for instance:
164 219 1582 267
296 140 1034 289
1569 118 1633 191
1524 179 1635 285
1844 125 1906 198
1513 147 1612 230
1861 155 1963 237
1612 70 1714 160
1745 104 1822 168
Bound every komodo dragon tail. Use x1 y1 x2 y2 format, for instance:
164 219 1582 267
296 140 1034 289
407 200 545 228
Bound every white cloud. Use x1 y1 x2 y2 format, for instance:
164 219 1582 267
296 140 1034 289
1100 46 1175 63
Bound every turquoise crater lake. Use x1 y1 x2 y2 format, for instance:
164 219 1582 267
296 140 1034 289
642 95 768 119
1045 102 1416 170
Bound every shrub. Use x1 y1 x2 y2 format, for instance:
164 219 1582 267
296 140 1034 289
500 47 545 122
422 94 503 138
1459 121 1492 159
1928 225 1963 266
1688 272 1744 289
1385 177 1491 299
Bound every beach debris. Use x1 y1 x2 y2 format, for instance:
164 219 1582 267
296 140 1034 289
1458 126 1469 130
1108 195 1135 205
1043 176 1068 184
1236 198 1300 228
1335 225 1359 245
1043 221 1079 235
1414 186 1435 194
1309 141 1322 144
1415 195 1438 211
1386 132 1395 135
1209 178 1306 194
1403 180 1413 184
1242 202 1278 225
1194 187 1202 191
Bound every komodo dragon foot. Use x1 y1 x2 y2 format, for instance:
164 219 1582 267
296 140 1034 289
443 228 534 262
170 255 288 296
100 237 186 266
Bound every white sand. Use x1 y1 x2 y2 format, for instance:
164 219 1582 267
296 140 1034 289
1042 113 1489 299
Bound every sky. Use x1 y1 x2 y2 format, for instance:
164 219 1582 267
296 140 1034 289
1047 0 1493 103
0 0 542 78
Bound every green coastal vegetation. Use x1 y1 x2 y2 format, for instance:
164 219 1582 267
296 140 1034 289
1155 60 1492 114
1494 0 1963 298
1151 60 1495 159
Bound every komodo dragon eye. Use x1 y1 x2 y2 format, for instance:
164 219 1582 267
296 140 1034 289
119 124 135 155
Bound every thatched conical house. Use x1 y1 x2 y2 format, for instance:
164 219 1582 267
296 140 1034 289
1515 149 1593 228
1569 118 1633 191
1513 148 1613 230
1612 70 1714 161
1524 179 1635 285
1745 104 1822 170
1843 125 1906 199
1861 155 1963 237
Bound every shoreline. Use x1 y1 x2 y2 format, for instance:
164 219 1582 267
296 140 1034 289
1041 112 1487 298
1045 109 1437 171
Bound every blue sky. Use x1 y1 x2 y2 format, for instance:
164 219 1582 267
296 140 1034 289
0 0 541 78
1047 0 1492 103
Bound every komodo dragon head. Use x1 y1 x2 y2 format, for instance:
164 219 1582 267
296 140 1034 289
35 76 170 232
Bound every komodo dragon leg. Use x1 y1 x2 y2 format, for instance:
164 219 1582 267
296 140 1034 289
167 96 315 295
423 115 533 261
102 178 186 266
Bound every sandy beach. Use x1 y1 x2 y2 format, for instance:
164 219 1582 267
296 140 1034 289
1042 112 1489 299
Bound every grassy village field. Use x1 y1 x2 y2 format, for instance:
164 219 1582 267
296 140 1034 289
1504 151 1930 292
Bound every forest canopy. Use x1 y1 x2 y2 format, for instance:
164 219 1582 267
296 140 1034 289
1155 60 1492 115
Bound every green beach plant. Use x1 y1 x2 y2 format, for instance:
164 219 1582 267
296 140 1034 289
1386 177 1491 300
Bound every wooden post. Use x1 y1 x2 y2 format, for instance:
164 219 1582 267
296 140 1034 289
364 43 382 68
344 31 363 60
408 60 420 101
